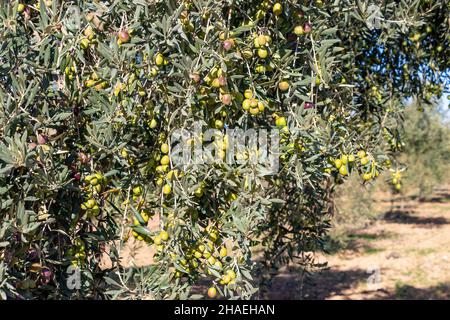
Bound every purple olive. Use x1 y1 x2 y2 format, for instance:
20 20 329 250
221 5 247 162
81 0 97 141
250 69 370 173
40 268 53 285
28 142 37 150
27 248 38 261
118 30 130 43
223 39 234 51
78 152 90 164
37 134 48 145
218 76 227 87
304 102 315 109
190 73 200 83
304 22 312 34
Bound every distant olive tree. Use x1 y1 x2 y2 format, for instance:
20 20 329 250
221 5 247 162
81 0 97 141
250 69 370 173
399 101 450 199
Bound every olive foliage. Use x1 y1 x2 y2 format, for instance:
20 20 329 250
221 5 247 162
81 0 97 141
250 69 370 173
0 0 449 299
398 101 450 198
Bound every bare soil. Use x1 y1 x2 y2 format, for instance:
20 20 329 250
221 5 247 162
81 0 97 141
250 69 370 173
264 185 450 300
119 185 450 300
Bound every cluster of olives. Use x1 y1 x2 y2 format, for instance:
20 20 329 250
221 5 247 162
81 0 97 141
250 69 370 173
153 230 170 251
64 63 77 81
204 67 229 91
156 225 237 299
328 150 380 182
107 51 169 130
77 15 106 50
193 67 227 109
390 170 403 192
131 208 152 241
293 22 313 36
253 33 273 60
152 52 169 77
80 26 98 50
156 149 182 188
152 143 174 196
84 72 108 91
241 89 266 116
369 86 383 104
253 0 276 19
67 238 86 267
275 116 311 163
246 33 276 74
357 150 380 181
330 153 354 176
80 173 107 217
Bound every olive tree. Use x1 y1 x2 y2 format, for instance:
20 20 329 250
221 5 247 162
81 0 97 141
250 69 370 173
0 0 448 299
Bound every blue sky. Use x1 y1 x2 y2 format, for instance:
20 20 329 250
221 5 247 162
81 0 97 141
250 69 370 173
439 95 450 124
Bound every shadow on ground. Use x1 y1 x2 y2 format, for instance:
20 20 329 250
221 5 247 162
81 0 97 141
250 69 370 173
285 188 450 300
379 189 450 204
261 268 371 300
322 230 397 255
422 193 450 203
392 283 450 300
265 268 450 300
383 210 449 226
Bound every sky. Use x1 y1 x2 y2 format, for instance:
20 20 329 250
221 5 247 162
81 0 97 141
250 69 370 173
438 95 450 124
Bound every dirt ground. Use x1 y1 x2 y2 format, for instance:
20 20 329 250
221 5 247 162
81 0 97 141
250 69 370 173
264 185 450 300
118 185 450 300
